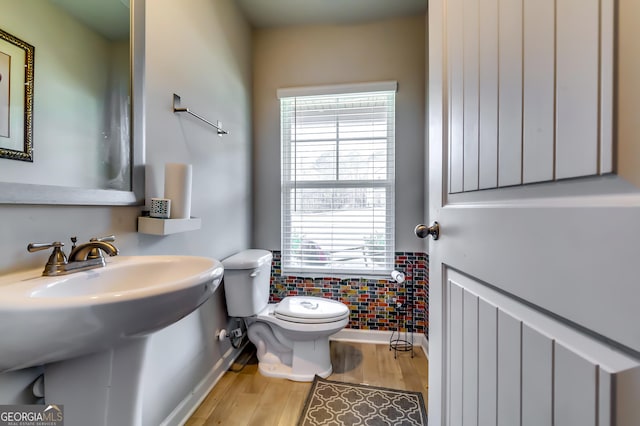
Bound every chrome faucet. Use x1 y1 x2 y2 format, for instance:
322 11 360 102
28 236 119 276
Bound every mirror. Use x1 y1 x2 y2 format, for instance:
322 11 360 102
0 0 144 205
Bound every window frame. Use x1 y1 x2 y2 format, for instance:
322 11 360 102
279 82 397 277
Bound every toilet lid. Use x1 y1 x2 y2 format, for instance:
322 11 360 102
275 296 349 324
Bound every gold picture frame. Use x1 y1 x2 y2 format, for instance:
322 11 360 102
0 28 34 162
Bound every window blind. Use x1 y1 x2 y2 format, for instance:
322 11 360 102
280 85 396 276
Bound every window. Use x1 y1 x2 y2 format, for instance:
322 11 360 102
279 82 397 276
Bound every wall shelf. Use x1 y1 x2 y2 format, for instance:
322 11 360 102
137 217 201 236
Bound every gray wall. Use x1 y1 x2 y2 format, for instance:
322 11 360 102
0 0 252 423
251 15 427 252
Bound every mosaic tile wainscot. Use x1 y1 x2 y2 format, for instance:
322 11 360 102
269 251 429 338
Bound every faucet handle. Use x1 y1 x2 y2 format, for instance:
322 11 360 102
27 241 64 252
90 235 115 243
27 242 68 276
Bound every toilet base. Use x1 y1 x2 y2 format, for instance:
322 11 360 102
258 362 332 382
247 317 343 382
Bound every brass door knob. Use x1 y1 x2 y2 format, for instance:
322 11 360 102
415 222 440 240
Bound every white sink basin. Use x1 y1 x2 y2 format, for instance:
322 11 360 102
0 255 224 373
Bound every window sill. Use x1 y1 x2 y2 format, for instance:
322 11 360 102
280 269 393 281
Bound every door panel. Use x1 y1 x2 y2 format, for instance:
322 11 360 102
443 270 640 426
522 0 555 184
477 0 499 190
554 343 597 426
445 0 613 194
600 0 614 173
436 203 640 351
447 0 464 194
477 299 497 426
448 283 463 426
462 0 479 192
496 309 521 426
555 0 600 178
497 0 523 188
462 291 478 426
521 325 553 426
428 0 640 424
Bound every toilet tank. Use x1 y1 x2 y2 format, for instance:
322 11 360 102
221 249 273 317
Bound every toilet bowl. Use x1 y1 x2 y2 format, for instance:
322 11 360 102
222 250 349 381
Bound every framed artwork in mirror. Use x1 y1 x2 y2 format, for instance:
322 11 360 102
0 28 34 162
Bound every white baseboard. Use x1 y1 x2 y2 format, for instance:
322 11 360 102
331 329 429 359
160 343 246 426
418 334 429 359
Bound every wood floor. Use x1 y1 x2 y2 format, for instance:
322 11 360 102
185 341 428 426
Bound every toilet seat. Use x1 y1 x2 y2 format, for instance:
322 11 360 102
274 296 349 324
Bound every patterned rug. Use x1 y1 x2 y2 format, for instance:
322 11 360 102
297 376 427 426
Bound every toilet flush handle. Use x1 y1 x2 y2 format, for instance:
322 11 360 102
249 269 260 278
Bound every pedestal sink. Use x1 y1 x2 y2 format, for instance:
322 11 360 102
0 255 224 426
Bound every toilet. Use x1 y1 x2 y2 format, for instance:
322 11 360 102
222 249 349 381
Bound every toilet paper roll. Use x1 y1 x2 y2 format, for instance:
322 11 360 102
391 270 405 284
164 163 192 219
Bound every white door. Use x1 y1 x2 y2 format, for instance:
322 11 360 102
426 0 640 425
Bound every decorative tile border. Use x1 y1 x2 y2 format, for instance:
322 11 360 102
268 251 429 338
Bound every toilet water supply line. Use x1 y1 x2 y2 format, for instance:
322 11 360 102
217 318 247 349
